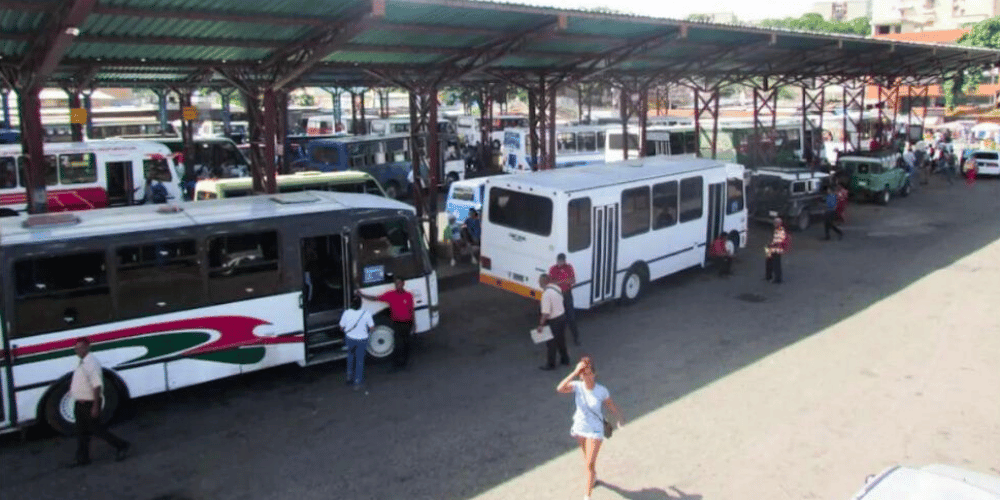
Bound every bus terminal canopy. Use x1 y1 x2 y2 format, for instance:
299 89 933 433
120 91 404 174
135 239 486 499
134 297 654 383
2 0 1000 91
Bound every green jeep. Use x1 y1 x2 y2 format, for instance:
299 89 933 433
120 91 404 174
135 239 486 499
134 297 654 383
836 152 911 205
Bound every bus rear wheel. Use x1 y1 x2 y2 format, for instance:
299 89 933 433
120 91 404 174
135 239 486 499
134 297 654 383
42 372 123 436
367 318 396 361
620 266 647 305
383 181 401 200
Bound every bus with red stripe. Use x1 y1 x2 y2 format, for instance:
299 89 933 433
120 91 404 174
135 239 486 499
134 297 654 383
0 191 439 435
0 140 182 215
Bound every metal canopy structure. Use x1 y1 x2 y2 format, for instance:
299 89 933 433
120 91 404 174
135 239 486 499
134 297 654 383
1 0 998 89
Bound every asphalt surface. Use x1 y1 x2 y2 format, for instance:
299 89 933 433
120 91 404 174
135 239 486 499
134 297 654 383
3 173 999 500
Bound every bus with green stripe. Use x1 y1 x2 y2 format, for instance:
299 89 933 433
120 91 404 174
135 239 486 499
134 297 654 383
194 170 386 200
0 191 438 435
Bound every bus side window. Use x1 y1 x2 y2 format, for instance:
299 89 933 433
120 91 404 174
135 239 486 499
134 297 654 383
580 132 596 152
726 177 745 214
115 240 204 319
357 219 422 285
621 186 650 238
207 231 281 303
653 181 678 229
144 158 173 182
13 252 111 337
567 197 591 252
58 154 98 185
679 176 703 223
0 156 16 189
597 132 606 149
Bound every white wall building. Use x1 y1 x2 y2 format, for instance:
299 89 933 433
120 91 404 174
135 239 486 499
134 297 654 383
870 0 998 34
811 1 872 21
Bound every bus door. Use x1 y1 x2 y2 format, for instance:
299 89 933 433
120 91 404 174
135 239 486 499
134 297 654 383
0 309 12 429
105 160 135 206
706 182 725 248
300 233 351 363
591 203 619 304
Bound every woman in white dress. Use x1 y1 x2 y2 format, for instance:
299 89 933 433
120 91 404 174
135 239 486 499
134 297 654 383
557 357 625 500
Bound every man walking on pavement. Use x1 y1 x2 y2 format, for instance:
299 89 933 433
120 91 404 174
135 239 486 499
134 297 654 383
537 274 570 371
709 232 735 276
823 186 843 241
549 253 581 345
765 217 789 284
358 277 415 370
69 338 130 467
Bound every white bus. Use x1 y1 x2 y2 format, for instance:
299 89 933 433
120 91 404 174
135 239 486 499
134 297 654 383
456 115 529 149
0 191 439 435
479 157 747 307
0 140 182 215
502 125 634 172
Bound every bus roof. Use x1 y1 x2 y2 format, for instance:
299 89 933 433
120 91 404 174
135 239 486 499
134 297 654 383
195 171 376 190
0 139 171 155
484 157 735 194
310 133 410 145
0 191 413 247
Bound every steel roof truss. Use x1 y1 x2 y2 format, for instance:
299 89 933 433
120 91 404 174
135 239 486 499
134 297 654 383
19 0 98 90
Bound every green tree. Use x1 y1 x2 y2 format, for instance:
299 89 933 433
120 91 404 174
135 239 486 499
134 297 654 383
943 16 1000 109
757 13 870 36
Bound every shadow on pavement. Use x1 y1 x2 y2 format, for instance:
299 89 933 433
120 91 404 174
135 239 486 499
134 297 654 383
600 483 702 500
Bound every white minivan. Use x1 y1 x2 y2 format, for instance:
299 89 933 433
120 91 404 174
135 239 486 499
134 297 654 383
445 177 488 223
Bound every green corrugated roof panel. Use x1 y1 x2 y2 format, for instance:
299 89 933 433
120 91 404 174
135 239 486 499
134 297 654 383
105 0 361 19
493 55 566 68
772 35 835 51
323 51 445 65
687 27 767 46
66 43 271 61
563 17 667 38
83 14 309 41
350 29 490 48
0 40 27 59
0 6 50 33
384 3 542 33
530 39 611 54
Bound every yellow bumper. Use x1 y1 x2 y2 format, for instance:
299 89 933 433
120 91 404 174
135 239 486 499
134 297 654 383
479 273 542 301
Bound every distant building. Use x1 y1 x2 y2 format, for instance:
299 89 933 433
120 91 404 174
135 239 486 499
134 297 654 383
810 1 871 22
871 0 998 35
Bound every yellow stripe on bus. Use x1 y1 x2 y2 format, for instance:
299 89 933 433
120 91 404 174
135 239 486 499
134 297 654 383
479 273 542 301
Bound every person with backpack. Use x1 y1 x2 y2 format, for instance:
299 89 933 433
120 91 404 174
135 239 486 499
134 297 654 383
765 217 789 284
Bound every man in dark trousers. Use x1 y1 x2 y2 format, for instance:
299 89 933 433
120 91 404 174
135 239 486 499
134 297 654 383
548 253 580 345
358 277 415 369
765 217 789 284
537 274 569 371
709 232 734 276
70 338 129 466
823 187 843 241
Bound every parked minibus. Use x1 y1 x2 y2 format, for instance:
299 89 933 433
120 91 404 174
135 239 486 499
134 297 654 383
194 171 386 200
0 191 439 435
444 177 489 223
479 157 747 306
0 140 182 214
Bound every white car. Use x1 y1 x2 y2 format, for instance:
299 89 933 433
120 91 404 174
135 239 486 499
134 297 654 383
852 464 1000 500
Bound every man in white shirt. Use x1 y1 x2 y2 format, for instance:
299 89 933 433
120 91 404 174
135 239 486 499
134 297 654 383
70 338 129 466
340 296 375 390
537 274 569 371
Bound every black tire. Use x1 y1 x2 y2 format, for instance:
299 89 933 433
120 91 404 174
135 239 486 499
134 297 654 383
383 181 400 200
878 187 891 206
900 180 911 197
795 210 810 232
446 172 460 188
366 316 396 362
42 371 122 436
619 266 647 305
0 208 18 217
727 230 740 252
491 139 501 151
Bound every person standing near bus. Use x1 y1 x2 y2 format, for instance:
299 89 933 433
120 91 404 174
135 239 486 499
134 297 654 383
537 274 570 371
556 357 625 500
463 208 482 264
70 338 130 466
823 187 843 241
340 295 374 390
765 217 788 284
358 277 415 370
549 253 581 345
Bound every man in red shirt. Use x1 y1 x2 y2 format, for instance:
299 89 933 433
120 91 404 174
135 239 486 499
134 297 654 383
358 277 415 369
549 253 580 346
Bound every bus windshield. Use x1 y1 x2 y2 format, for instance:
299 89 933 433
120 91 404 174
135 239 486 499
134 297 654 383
488 188 552 236
357 218 426 285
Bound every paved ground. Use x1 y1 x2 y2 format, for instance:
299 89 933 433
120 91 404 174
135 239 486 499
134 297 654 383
2 173 999 500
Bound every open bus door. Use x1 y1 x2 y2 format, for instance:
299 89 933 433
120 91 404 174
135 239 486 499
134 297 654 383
301 233 352 365
0 308 13 429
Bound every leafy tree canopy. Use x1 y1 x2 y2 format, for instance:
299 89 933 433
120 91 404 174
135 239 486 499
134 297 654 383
756 13 870 36
944 16 1000 109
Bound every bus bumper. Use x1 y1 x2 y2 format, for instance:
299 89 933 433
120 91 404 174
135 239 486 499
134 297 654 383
479 273 542 301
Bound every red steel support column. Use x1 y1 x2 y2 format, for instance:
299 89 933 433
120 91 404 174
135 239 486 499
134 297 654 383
842 81 865 153
547 82 557 170
407 90 425 216
178 90 197 187
428 86 440 264
350 91 359 135
276 90 289 173
18 86 48 214
620 88 629 161
65 88 83 142
692 85 721 159
359 89 367 135
536 75 548 170
527 89 538 170
263 88 278 194
639 86 648 157
800 79 826 165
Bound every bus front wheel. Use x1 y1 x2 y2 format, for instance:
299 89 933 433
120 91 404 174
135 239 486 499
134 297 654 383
42 371 123 436
620 266 647 305
367 318 397 361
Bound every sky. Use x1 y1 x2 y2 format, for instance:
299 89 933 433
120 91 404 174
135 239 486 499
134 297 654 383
500 0 817 22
